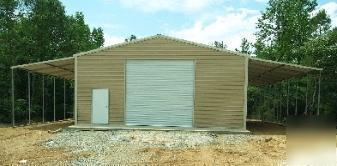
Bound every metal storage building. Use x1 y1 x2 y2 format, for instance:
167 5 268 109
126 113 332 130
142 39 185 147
11 34 322 131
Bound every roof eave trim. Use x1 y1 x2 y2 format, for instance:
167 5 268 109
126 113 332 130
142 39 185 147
249 57 323 71
11 57 74 69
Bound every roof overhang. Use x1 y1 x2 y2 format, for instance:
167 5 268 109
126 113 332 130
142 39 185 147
11 57 74 80
249 57 322 86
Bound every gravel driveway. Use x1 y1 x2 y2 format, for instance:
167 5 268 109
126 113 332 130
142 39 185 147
43 130 251 165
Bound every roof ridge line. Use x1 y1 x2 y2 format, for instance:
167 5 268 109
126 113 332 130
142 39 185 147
73 34 250 58
157 34 249 57
73 34 161 57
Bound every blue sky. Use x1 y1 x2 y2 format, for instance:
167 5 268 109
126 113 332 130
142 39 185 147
60 0 337 50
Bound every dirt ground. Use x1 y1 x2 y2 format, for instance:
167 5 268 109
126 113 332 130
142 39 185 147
0 120 291 165
0 121 74 165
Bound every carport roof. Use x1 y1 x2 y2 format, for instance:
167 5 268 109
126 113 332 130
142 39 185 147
248 57 321 86
11 57 74 80
11 34 322 84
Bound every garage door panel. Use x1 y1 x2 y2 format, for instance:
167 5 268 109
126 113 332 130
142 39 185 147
126 60 194 127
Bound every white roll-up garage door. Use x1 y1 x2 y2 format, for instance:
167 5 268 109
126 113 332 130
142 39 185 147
125 60 194 127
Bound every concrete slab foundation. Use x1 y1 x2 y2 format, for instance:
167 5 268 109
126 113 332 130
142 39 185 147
68 124 250 134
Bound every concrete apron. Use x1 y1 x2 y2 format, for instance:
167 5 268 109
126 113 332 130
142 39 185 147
68 124 250 134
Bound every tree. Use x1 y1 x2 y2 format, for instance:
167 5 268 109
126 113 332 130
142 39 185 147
255 0 331 63
0 0 20 123
295 28 337 115
25 0 69 60
125 34 137 42
250 0 335 121
235 38 253 54
91 27 104 48
0 0 105 123
213 41 227 49
65 12 104 55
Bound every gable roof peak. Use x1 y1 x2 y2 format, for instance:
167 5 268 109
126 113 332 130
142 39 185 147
73 34 249 58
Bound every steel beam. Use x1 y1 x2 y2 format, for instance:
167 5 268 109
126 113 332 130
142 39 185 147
11 68 15 126
45 63 73 73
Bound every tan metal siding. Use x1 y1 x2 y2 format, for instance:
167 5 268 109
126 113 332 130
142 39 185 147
195 57 245 128
76 37 246 128
77 57 124 124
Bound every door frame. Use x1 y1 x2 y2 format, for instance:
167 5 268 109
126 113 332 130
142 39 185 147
91 88 109 124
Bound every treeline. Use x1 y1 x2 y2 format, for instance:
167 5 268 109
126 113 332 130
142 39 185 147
246 0 337 122
0 0 104 123
214 0 336 122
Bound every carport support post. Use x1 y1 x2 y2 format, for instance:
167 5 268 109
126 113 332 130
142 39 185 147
295 82 298 116
53 77 56 122
286 80 289 117
305 74 309 115
63 79 66 119
28 72 31 124
11 68 15 127
261 86 264 120
317 71 321 116
42 76 45 123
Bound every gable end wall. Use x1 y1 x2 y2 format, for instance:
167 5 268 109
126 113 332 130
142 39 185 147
76 38 246 129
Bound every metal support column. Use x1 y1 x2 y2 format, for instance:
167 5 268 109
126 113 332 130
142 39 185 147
63 80 66 119
286 80 289 117
295 82 298 116
11 68 15 126
305 74 309 115
42 76 45 123
261 87 265 120
28 72 31 124
317 71 321 116
278 82 283 121
53 77 56 122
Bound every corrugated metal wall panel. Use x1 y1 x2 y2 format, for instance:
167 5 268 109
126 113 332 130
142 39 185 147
125 60 194 127
77 58 124 124
195 58 245 128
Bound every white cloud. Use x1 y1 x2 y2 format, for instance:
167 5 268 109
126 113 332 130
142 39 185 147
104 35 124 46
319 2 337 27
117 0 223 13
169 8 260 50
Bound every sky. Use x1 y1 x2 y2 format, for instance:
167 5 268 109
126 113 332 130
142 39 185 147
59 0 337 51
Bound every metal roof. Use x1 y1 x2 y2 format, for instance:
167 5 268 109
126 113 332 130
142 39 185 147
11 57 74 80
249 57 321 86
11 34 322 85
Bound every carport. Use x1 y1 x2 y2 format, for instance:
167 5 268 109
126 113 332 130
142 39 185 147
11 57 74 126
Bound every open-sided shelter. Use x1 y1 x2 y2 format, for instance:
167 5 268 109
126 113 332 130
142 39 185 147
11 34 322 131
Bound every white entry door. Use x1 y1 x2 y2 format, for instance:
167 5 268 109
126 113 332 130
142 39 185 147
126 60 194 127
92 89 109 124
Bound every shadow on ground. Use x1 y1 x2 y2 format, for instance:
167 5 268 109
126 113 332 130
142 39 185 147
247 120 286 135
